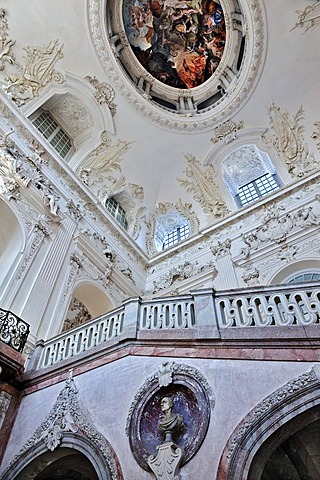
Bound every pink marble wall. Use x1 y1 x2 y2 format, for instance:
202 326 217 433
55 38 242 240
1 356 316 479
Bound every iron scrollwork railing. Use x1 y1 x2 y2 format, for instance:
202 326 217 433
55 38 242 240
0 308 30 352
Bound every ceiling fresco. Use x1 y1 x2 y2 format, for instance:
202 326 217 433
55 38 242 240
123 0 226 89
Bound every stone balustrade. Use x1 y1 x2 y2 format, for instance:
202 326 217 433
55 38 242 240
32 282 320 370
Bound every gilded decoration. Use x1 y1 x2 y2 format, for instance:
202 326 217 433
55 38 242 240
178 153 229 218
123 0 226 89
3 39 64 106
291 1 320 33
262 103 320 178
126 362 213 474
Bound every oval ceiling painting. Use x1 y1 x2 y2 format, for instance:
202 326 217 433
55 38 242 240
123 1 226 89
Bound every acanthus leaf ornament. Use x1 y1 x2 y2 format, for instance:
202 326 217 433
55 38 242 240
4 39 64 106
262 103 320 178
178 154 229 218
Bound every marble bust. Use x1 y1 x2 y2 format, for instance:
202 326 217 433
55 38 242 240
158 396 184 443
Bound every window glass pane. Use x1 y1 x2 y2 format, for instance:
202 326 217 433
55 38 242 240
32 111 73 159
162 224 190 250
237 173 280 207
105 197 128 230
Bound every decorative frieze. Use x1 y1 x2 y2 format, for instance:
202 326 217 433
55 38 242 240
150 259 216 294
211 239 231 259
239 204 320 258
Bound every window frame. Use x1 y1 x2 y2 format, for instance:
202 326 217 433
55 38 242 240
31 110 74 160
162 223 190 251
105 197 128 230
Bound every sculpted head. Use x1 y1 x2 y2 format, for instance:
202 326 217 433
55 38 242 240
160 396 174 414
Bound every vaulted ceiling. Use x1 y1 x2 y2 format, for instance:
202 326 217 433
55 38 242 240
1 0 319 256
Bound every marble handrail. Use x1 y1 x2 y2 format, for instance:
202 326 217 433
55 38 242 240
33 283 320 370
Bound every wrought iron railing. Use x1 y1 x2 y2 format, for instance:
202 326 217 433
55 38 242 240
32 283 320 370
0 308 30 353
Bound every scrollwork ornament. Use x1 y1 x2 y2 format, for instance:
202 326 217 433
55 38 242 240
226 367 319 460
1 376 122 480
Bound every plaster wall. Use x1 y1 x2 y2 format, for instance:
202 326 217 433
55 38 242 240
1 356 315 479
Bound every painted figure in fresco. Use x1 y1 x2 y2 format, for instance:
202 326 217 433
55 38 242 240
158 396 185 443
123 0 226 89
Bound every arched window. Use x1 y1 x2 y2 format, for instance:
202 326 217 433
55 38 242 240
155 210 190 251
286 271 320 284
105 196 128 230
162 223 190 250
32 110 73 159
223 145 281 207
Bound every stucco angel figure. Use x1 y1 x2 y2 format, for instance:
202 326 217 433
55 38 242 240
35 174 60 216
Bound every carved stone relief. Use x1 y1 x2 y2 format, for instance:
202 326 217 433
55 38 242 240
126 362 213 475
34 173 61 217
50 94 94 148
85 75 117 117
211 120 244 145
262 103 320 178
3 39 64 106
211 239 231 259
62 297 92 332
0 390 12 430
0 9 15 71
77 130 146 234
150 259 217 295
1 375 122 480
178 153 229 218
291 1 320 33
239 203 320 259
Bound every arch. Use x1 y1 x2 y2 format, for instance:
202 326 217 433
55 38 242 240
217 365 320 480
22 72 115 167
0 377 123 480
269 259 320 285
0 198 24 296
2 434 116 480
62 281 114 332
